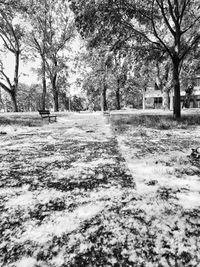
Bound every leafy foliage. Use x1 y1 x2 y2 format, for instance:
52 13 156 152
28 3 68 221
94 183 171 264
70 0 200 118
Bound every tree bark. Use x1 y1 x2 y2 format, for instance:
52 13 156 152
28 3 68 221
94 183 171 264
41 58 47 110
14 51 19 91
53 89 59 112
116 79 121 110
52 73 59 112
0 88 4 111
101 81 107 112
162 89 170 110
172 58 181 118
10 90 18 112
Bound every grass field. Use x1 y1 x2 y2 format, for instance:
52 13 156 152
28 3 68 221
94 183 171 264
0 110 199 267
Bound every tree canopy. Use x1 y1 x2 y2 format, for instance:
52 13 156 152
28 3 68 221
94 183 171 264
70 0 200 117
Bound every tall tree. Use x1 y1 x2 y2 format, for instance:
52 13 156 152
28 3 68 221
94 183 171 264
80 47 110 111
44 0 75 112
70 0 200 118
24 0 49 110
25 0 75 111
0 3 24 112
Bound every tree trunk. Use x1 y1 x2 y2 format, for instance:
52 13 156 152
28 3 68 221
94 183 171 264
162 89 170 110
42 58 47 110
14 51 19 91
172 59 181 118
53 90 59 112
10 90 18 112
52 74 59 112
116 79 121 110
101 82 107 112
0 88 4 111
11 50 20 112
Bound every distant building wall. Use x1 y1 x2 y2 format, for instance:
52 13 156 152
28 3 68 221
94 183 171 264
144 77 200 109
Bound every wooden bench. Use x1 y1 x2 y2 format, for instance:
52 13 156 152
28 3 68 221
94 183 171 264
38 110 57 123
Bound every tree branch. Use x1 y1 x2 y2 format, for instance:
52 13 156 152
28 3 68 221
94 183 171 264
33 37 43 56
156 0 175 37
179 0 190 24
167 0 177 25
151 0 173 58
180 34 200 61
0 81 11 94
0 69 12 88
181 15 200 35
0 32 15 53
120 17 161 48
1 11 19 48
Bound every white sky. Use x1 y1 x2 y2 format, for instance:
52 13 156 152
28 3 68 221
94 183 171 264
1 52 39 85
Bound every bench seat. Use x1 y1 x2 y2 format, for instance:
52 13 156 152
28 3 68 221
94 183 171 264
38 110 57 122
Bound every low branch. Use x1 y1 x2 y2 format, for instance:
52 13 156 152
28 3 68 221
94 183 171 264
0 70 12 88
0 33 15 53
0 81 11 94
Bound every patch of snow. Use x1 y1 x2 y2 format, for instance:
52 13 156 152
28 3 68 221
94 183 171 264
65 127 84 134
50 252 65 266
15 257 36 267
20 203 104 243
34 155 66 163
177 191 200 209
6 191 34 208
6 188 67 209
0 149 8 155
0 187 22 196
36 189 66 204
5 142 35 150
51 168 80 179
71 158 115 168
89 187 123 201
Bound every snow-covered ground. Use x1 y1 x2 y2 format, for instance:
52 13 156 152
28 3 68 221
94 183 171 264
0 111 200 267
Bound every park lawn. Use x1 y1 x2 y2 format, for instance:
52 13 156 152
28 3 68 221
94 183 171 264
0 110 199 267
112 111 200 267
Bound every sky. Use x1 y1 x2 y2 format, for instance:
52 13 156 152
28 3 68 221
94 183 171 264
2 52 39 85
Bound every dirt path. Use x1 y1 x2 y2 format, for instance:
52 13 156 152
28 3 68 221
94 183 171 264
0 113 135 267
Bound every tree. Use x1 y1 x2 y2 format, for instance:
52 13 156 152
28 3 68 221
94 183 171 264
108 48 133 110
25 0 75 111
79 47 111 111
70 0 200 118
0 3 24 112
24 0 50 110
44 0 75 112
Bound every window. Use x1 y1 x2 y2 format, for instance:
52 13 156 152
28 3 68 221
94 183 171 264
154 97 162 104
194 78 200 87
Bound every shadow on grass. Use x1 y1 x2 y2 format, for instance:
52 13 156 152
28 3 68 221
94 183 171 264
0 117 43 127
111 114 200 132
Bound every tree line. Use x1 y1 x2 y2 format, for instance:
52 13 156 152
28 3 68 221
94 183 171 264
0 0 200 118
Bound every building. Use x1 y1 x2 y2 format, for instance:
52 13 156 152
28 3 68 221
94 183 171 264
144 76 200 109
